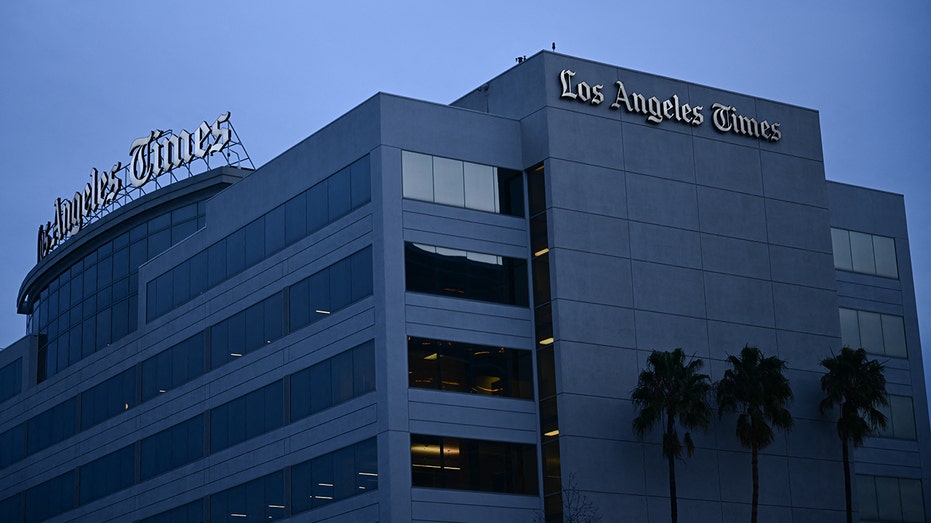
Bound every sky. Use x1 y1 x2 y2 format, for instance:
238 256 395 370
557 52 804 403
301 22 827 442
0 1 928 379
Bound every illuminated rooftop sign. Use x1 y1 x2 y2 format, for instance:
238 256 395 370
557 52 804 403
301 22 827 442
36 112 251 262
558 69 783 142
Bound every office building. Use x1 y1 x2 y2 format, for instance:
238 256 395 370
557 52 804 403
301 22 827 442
0 51 927 522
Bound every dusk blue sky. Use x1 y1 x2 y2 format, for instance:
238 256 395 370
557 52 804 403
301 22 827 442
1 2 928 383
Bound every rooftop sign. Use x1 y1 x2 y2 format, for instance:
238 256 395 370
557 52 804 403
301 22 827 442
558 69 782 142
36 112 250 262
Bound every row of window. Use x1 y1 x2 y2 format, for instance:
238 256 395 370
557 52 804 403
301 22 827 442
0 247 373 470
831 227 898 279
877 395 917 441
857 474 924 522
148 155 370 321
0 359 21 404
138 438 377 523
0 343 375 522
839 307 907 359
410 434 538 495
405 242 529 307
402 151 524 216
407 336 534 399
31 200 207 382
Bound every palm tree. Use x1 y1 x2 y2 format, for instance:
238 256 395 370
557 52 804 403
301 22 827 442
632 348 712 523
716 345 793 523
819 347 888 523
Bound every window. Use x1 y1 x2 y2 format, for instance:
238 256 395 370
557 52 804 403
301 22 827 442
140 415 205 480
78 445 134 505
407 337 533 399
80 367 136 429
210 381 283 453
877 395 917 440
405 243 529 306
411 434 538 495
839 308 907 358
0 358 21 403
290 438 378 515
210 471 285 523
26 397 77 455
832 228 898 278
402 151 524 216
138 499 203 523
290 341 376 421
141 333 205 401
858 474 924 522
210 293 284 369
288 247 373 332
25 471 74 522
148 155 371 322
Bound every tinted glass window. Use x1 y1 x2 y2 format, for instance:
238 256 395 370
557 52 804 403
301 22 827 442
411 434 537 495
408 337 533 399
405 243 528 307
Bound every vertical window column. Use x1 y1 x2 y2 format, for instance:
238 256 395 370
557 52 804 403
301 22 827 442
528 164 562 522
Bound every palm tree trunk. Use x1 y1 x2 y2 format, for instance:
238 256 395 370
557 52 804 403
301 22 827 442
667 414 678 523
842 437 852 523
751 445 759 523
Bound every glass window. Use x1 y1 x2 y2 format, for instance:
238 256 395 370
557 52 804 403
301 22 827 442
210 381 283 453
402 151 434 201
328 167 351 221
81 367 136 429
27 397 77 455
0 424 25 468
840 308 909 359
405 243 529 307
292 440 378 515
138 499 203 523
265 206 286 256
285 192 307 245
141 333 205 401
210 471 285 523
141 415 205 480
873 235 899 279
410 435 538 495
408 337 533 399
464 162 497 212
244 218 265 267
433 156 465 207
878 395 917 440
307 181 329 232
832 227 899 279
0 358 22 403
858 475 925 522
226 228 246 277
350 154 371 209
25 471 74 522
78 444 134 505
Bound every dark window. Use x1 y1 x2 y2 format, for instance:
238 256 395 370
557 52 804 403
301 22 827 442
404 243 528 307
210 381 283 453
81 366 136 429
289 247 373 332
411 435 537 495
290 341 376 422
0 358 22 403
27 397 77 455
25 471 74 522
209 470 285 523
78 444 134 505
291 438 378 515
138 499 203 523
408 337 533 399
857 474 924 522
141 333 205 401
141 415 205 480
0 424 25 468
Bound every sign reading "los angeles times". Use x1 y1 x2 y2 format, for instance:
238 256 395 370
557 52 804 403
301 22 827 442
37 112 233 262
558 70 782 142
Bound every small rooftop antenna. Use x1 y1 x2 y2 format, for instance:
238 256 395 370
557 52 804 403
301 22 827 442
552 42 556 51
